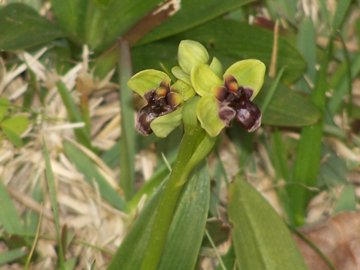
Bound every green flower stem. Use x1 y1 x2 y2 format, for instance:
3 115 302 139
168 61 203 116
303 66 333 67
141 97 216 270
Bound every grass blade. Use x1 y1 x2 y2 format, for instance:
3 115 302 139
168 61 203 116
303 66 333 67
63 141 125 210
42 139 65 269
0 181 24 235
0 247 28 265
118 40 136 200
56 81 92 149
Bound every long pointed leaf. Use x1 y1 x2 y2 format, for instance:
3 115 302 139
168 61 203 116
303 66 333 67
228 177 307 270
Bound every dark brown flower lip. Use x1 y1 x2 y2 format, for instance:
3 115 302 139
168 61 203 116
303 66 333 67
216 76 262 132
136 81 182 135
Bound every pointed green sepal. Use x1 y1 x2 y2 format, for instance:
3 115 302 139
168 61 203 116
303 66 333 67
127 69 171 97
171 80 195 101
150 107 183 138
191 64 222 96
197 95 225 137
172 66 191 84
224 59 266 99
178 40 209 74
209 57 223 78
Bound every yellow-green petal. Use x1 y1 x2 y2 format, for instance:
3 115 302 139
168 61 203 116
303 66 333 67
209 57 223 78
127 69 171 97
171 66 191 84
178 40 209 74
171 80 195 101
191 64 222 96
150 107 183 138
224 59 266 99
197 95 225 137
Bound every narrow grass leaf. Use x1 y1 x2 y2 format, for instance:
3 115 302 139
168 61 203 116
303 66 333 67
0 98 10 122
228 177 307 270
260 68 285 113
118 40 135 200
0 181 24 235
328 53 360 114
56 81 92 149
332 0 352 31
0 247 28 265
139 0 254 45
42 140 65 269
63 141 125 210
289 40 333 226
0 3 64 50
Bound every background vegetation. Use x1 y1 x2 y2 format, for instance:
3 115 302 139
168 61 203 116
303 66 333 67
0 0 359 269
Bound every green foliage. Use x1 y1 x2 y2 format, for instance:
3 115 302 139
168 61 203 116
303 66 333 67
0 3 64 50
228 177 307 270
0 98 29 146
0 0 359 269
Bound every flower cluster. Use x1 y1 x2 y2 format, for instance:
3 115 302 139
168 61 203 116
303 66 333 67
127 40 265 138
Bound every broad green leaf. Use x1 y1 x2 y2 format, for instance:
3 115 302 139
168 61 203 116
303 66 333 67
51 0 162 50
197 95 225 137
0 3 64 50
150 107 183 138
63 141 125 210
1 115 29 136
1 115 29 147
0 247 28 265
255 81 320 127
56 81 92 149
0 98 10 122
0 181 24 235
179 19 306 83
2 127 23 147
127 69 171 97
228 177 307 270
224 59 266 99
109 164 210 270
158 164 210 270
138 0 254 45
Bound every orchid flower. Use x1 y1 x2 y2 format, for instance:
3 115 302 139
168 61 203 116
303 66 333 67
127 69 192 138
175 40 266 137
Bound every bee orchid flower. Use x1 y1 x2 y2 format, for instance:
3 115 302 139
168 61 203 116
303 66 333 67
127 69 194 138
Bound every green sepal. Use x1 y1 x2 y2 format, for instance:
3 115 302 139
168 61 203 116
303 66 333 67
197 95 225 137
171 66 191 84
209 57 223 78
224 59 266 99
150 107 183 138
178 40 209 74
127 69 171 97
191 64 222 96
171 80 195 101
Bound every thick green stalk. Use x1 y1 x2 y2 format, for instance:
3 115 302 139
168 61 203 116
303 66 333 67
140 97 216 270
